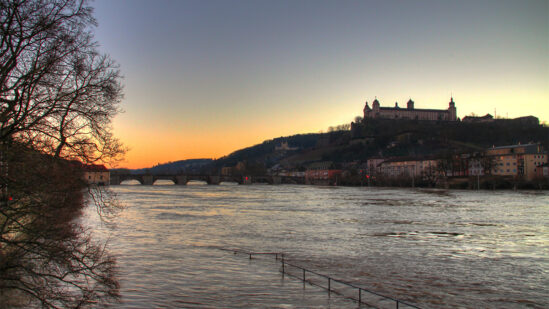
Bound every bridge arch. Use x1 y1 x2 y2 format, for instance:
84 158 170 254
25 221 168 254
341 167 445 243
120 179 142 185
110 174 303 186
114 175 144 185
219 180 239 185
187 180 208 185
152 179 176 185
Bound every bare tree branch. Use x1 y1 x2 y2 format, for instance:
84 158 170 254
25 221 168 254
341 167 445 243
1 0 124 307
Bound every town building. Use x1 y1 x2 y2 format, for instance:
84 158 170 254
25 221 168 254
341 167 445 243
378 158 439 178
305 161 342 185
84 164 110 185
363 97 457 121
277 171 305 177
462 114 494 123
462 114 539 126
541 163 549 178
365 158 386 176
221 166 233 176
506 116 539 126
275 141 298 151
485 144 547 181
441 155 469 177
535 163 548 179
468 158 486 176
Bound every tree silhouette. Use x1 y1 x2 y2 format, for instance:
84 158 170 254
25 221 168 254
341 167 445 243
1 0 123 307
0 0 124 164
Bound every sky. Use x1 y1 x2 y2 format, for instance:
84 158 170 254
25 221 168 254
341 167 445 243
92 0 549 169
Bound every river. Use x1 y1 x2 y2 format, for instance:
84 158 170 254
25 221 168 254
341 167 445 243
84 183 549 308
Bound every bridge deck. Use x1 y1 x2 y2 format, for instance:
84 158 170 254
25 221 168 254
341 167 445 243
109 174 304 185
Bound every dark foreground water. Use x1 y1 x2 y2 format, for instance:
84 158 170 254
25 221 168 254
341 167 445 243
84 183 549 308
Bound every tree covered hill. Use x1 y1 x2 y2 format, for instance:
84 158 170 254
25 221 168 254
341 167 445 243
121 118 549 174
356 118 548 150
210 118 549 171
211 134 323 172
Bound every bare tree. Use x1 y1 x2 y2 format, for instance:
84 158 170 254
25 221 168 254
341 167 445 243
0 0 124 164
1 144 119 308
327 123 351 132
336 123 351 131
1 0 123 307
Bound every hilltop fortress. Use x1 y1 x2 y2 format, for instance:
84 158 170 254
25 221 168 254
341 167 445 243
363 97 457 121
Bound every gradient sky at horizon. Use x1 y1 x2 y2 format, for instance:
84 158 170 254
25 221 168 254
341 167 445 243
92 0 548 169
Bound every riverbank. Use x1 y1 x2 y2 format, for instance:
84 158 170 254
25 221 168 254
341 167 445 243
334 174 549 190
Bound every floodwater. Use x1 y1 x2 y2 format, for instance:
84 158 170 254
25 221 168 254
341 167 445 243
84 182 549 308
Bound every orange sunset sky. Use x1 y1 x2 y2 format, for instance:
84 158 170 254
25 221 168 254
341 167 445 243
93 0 549 169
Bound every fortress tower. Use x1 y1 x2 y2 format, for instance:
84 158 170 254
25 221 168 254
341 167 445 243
407 99 414 110
448 97 457 121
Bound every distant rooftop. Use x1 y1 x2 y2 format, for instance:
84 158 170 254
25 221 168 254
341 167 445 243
490 143 538 149
84 164 109 172
488 143 544 155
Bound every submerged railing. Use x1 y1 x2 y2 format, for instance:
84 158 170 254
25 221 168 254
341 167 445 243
219 248 422 309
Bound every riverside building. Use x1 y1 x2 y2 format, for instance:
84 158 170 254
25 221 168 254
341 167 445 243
486 144 547 181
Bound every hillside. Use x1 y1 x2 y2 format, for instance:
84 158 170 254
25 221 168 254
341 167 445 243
212 118 549 172
356 118 548 149
119 118 549 174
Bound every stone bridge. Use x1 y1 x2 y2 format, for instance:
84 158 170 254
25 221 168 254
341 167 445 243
110 174 305 186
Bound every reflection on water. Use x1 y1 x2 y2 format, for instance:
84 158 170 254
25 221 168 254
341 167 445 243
119 179 141 185
84 185 549 308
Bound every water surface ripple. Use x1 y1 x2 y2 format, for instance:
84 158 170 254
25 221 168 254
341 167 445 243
85 184 549 308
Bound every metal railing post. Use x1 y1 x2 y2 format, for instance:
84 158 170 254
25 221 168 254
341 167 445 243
221 248 421 309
